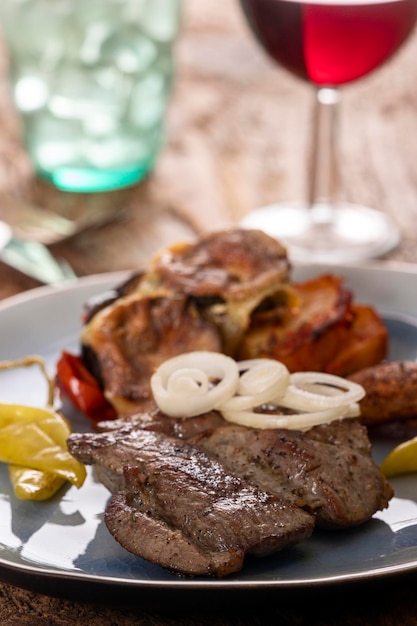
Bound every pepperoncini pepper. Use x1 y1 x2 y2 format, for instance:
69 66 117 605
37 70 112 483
8 466 66 501
0 356 86 500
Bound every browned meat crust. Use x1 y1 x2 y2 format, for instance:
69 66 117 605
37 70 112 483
106 492 242 577
237 274 353 371
148 228 290 300
82 294 222 415
147 228 292 354
192 419 393 529
97 408 226 440
68 429 314 577
349 361 417 425
237 276 388 377
78 229 388 418
81 229 294 415
69 416 393 533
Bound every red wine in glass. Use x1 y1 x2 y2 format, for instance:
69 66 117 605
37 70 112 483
239 0 417 262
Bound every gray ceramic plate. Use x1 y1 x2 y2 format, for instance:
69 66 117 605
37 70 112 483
1 263 417 596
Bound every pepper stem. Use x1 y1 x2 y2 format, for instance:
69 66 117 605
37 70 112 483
0 356 55 406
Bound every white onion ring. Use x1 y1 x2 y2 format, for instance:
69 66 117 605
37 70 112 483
279 372 365 412
151 352 366 430
150 351 239 418
221 405 347 430
221 359 290 412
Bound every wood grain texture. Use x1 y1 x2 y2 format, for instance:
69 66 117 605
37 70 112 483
1 2 417 624
1 1 417 300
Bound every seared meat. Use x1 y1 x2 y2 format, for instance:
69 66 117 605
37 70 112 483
70 414 393 532
81 294 222 416
325 304 388 377
97 408 225 440
349 360 417 425
192 419 393 529
106 490 241 577
68 429 314 576
80 229 293 415
83 271 146 324
147 228 292 354
148 228 290 300
77 230 387 418
237 274 353 371
237 275 388 376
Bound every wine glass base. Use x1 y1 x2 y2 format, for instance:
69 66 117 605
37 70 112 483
240 203 400 264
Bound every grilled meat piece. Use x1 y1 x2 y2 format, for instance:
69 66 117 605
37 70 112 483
76 231 387 420
83 271 146 324
97 408 225 440
148 228 289 299
147 228 292 353
81 294 222 416
80 229 292 416
70 413 393 532
325 304 388 377
349 360 417 425
191 419 393 529
106 490 241 577
237 274 353 372
68 429 314 576
237 274 388 376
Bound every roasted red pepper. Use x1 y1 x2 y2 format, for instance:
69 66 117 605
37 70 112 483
56 351 116 422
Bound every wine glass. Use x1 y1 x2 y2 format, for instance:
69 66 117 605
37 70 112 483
239 0 417 262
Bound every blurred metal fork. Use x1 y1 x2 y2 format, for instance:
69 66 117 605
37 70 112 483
0 191 125 245
0 220 77 286
0 190 129 285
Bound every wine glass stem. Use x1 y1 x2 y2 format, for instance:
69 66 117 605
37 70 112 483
308 87 341 223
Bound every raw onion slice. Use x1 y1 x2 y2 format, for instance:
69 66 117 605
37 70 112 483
221 405 347 430
221 359 289 412
151 352 366 430
280 372 365 413
150 351 239 418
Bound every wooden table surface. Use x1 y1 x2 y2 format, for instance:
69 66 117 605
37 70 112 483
1 2 417 624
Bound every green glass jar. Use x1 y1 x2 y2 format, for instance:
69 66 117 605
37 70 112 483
0 0 182 192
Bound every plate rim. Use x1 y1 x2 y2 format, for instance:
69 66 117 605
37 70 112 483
1 261 417 595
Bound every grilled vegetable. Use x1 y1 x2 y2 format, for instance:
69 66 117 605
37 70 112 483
56 351 116 422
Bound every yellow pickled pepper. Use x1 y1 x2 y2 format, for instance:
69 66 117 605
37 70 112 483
8 466 66 501
0 403 86 498
0 355 86 500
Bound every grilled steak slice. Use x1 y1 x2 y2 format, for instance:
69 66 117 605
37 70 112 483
68 429 314 576
96 408 225 440
106 490 242 577
192 418 393 529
